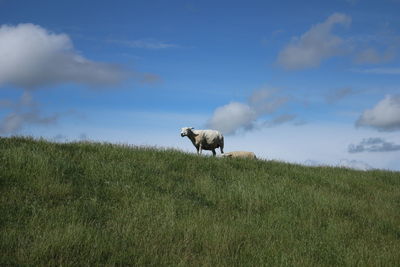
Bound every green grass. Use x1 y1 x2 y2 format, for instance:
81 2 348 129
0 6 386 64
1 136 399 266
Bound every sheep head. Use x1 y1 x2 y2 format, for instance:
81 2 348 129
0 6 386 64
180 127 194 137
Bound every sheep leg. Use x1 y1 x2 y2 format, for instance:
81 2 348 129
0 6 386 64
212 149 216 156
198 144 202 155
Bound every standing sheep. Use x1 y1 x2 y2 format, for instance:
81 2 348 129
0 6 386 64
221 151 256 159
180 127 224 156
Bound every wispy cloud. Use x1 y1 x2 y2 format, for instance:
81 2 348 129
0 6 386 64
277 13 351 70
263 114 296 127
354 47 396 64
0 91 60 134
136 73 163 84
345 0 359 5
351 68 400 74
108 38 179 49
326 87 357 104
348 137 400 153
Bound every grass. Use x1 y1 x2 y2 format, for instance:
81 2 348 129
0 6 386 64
1 136 399 266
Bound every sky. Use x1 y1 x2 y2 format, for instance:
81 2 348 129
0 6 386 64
0 0 400 171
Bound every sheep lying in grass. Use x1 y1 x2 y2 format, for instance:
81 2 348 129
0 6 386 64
221 151 256 159
180 127 224 156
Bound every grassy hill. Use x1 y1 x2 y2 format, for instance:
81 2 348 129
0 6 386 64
1 136 399 266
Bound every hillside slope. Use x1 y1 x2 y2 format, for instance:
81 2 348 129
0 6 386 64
1 137 399 266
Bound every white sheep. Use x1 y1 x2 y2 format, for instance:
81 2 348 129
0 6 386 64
221 151 256 159
180 127 224 156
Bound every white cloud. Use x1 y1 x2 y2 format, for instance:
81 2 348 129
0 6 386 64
206 88 291 135
356 95 400 131
0 23 132 89
277 13 351 70
207 102 256 135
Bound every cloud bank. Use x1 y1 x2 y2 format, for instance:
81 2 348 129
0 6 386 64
356 95 400 131
277 13 351 70
207 88 293 135
0 23 131 89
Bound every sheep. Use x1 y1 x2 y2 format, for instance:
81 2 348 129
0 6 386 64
180 127 224 156
221 151 256 159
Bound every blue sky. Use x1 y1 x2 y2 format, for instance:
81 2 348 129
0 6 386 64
1 0 400 171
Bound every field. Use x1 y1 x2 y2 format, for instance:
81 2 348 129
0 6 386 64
1 136 399 266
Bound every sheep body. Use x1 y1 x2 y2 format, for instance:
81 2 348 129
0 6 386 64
181 127 224 156
221 151 256 159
